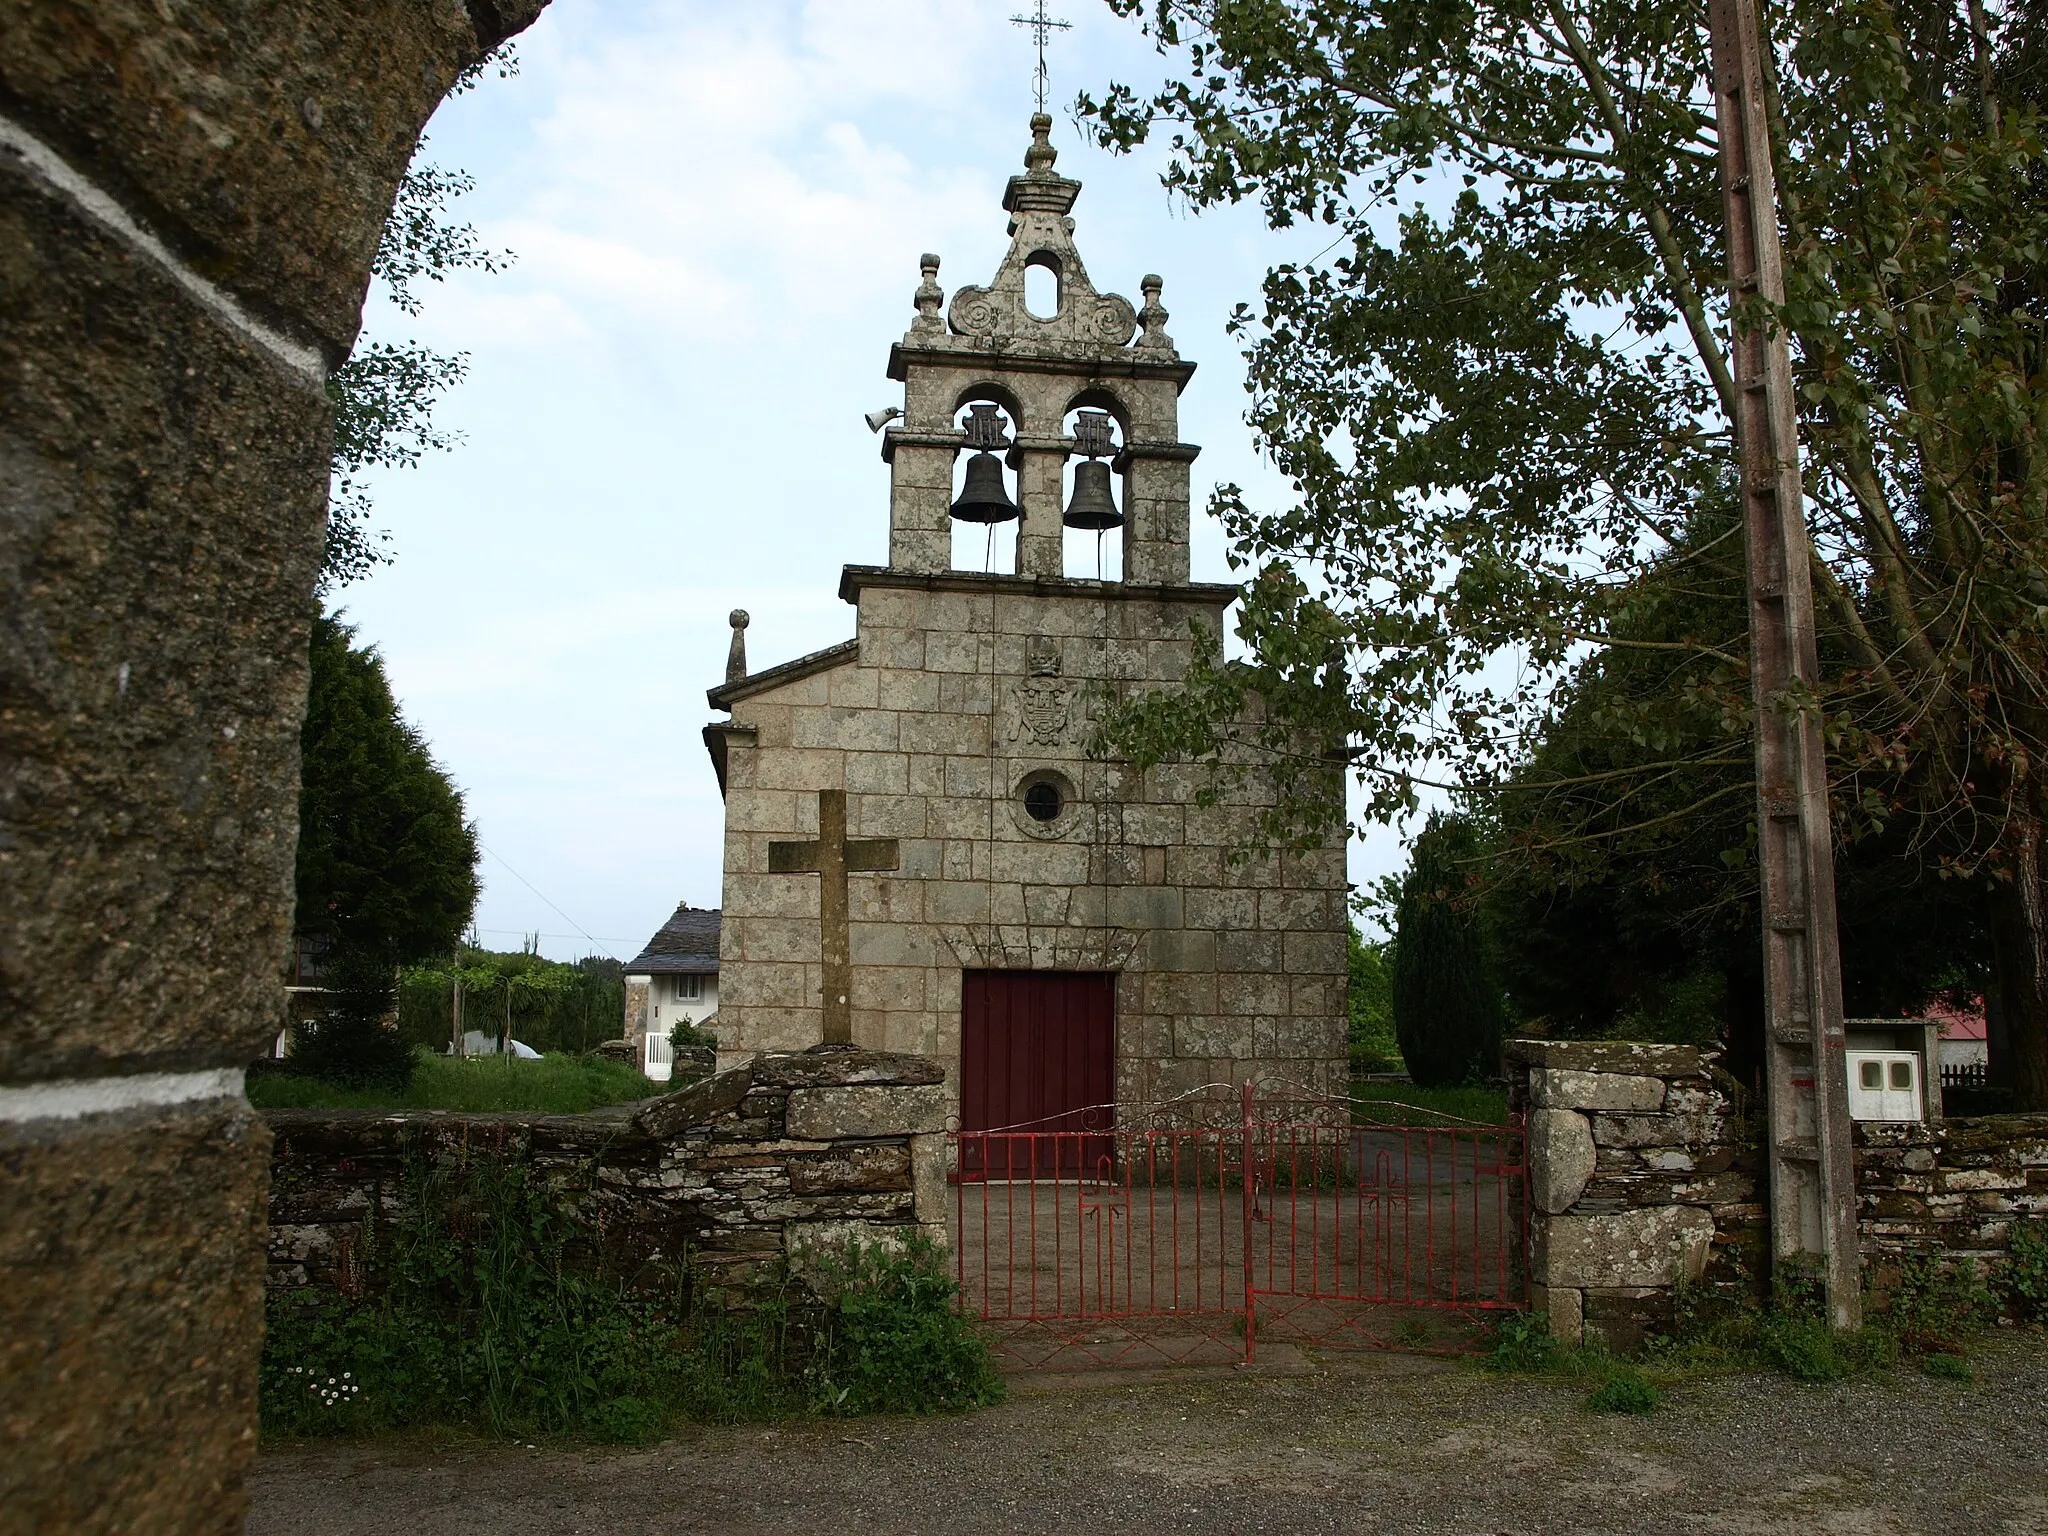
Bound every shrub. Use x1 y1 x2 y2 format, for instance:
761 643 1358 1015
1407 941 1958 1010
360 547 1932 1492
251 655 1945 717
1921 1352 1973 1381
813 1236 1005 1416
2000 1219 2048 1320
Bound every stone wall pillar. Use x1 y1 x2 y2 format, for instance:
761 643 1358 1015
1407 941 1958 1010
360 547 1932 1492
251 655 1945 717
1121 444 1196 585
0 4 548 1531
884 436 956 572
1508 1040 1756 1352
1014 440 1066 579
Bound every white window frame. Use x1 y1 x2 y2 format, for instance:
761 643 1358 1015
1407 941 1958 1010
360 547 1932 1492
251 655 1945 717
674 974 702 1002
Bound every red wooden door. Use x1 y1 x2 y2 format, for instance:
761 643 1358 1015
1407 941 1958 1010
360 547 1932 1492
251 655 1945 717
959 971 1115 1179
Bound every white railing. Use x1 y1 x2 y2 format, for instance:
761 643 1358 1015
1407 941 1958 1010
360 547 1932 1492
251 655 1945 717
643 1031 673 1082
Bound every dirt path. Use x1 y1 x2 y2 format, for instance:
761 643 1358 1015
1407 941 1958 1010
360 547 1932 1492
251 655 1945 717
249 1336 2048 1535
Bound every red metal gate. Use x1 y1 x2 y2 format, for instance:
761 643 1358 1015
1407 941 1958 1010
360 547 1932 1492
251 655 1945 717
958 971 1115 1177
949 1082 1527 1369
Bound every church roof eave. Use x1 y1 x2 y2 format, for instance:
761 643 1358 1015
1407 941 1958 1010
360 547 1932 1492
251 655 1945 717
706 637 860 711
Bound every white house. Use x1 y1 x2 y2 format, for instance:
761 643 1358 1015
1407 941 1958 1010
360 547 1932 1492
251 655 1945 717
622 902 720 1081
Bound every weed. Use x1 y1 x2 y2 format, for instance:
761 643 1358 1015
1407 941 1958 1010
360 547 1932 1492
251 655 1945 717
2000 1219 2048 1320
1881 1253 1994 1353
1484 1313 1559 1372
1584 1366 1659 1415
1920 1352 1973 1382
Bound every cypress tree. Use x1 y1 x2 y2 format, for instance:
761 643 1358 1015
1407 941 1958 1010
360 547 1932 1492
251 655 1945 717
1391 814 1505 1087
292 613 479 1087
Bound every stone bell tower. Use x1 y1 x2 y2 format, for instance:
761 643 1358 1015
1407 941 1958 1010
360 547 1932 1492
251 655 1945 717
882 115 1197 584
706 118 1348 1120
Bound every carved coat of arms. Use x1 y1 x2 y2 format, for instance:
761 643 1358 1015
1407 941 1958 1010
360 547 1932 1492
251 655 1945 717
1011 636 1071 748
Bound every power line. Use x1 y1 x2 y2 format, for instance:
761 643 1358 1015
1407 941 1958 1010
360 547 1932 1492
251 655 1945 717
475 840 620 957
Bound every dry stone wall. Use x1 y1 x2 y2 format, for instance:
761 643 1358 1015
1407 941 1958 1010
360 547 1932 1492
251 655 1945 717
1854 1113 2048 1275
1509 1040 1761 1351
2 5 549 1532
1514 1039 2048 1348
267 1047 949 1299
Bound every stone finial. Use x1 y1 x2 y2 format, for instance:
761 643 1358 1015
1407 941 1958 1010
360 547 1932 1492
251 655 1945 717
726 609 750 684
1023 112 1058 175
1137 273 1175 352
910 253 945 337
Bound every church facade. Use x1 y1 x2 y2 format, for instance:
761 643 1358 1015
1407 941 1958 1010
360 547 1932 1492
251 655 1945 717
703 119 1347 1127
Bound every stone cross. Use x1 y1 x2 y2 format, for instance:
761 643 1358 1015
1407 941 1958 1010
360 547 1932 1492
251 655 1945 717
767 789 899 1046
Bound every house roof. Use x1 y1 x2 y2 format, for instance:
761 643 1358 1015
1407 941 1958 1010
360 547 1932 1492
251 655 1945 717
624 902 721 975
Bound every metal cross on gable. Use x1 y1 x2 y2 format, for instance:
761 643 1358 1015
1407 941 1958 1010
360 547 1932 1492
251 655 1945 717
1011 2 1071 115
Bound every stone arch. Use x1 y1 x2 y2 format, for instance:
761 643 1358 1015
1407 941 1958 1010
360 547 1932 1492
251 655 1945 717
3 2 554 1525
950 379 1029 435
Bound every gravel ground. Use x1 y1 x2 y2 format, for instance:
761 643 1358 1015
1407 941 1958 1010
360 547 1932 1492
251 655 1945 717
248 1335 2048 1535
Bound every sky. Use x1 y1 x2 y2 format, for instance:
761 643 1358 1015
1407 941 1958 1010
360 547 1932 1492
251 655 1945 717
336 0 1411 961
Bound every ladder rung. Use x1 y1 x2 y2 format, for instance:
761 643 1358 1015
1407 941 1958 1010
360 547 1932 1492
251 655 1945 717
1773 1025 1812 1048
1743 375 1768 393
1776 1138 1821 1162
1769 914 1807 933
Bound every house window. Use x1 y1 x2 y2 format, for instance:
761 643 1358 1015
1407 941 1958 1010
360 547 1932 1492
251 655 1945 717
674 975 702 1002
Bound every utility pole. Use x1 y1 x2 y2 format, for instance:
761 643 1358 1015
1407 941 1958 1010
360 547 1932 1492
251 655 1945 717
1707 0 1860 1328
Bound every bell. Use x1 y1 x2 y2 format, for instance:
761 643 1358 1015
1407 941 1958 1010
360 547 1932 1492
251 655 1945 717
1063 458 1122 531
949 451 1019 524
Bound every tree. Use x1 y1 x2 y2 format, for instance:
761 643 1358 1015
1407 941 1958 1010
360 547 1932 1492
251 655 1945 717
1391 815 1506 1085
294 614 480 1084
1477 501 1989 1072
1347 924 1401 1070
322 49 516 590
1085 0 2048 1102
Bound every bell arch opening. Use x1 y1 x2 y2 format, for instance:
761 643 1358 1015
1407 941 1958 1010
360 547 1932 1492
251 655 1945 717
949 400 1020 573
1061 404 1124 581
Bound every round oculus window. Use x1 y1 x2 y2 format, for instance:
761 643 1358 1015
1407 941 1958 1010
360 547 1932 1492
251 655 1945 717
1023 780 1064 822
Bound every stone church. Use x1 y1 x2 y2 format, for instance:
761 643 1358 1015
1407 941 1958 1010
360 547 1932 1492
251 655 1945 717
702 118 1347 1130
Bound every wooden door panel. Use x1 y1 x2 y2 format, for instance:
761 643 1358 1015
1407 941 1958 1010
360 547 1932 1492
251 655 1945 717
959 970 1114 1178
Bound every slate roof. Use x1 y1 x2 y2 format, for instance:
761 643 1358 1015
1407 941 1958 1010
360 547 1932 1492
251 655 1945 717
624 902 721 975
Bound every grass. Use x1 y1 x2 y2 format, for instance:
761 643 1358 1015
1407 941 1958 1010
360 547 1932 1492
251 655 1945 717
248 1050 657 1114
1350 1079 1510 1126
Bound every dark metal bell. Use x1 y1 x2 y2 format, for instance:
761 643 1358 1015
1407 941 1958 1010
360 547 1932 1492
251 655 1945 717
949 451 1019 524
1062 457 1122 531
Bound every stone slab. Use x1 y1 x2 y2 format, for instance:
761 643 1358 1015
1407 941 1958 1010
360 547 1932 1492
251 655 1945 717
1529 1108 1597 1215
1531 1069 1667 1113
1506 1040 1704 1079
1534 1205 1715 1289
752 1046 946 1090
786 1084 949 1140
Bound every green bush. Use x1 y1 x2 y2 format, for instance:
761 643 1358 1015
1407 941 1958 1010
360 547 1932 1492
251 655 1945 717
813 1237 1004 1416
260 1157 1001 1444
2000 1219 2048 1320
